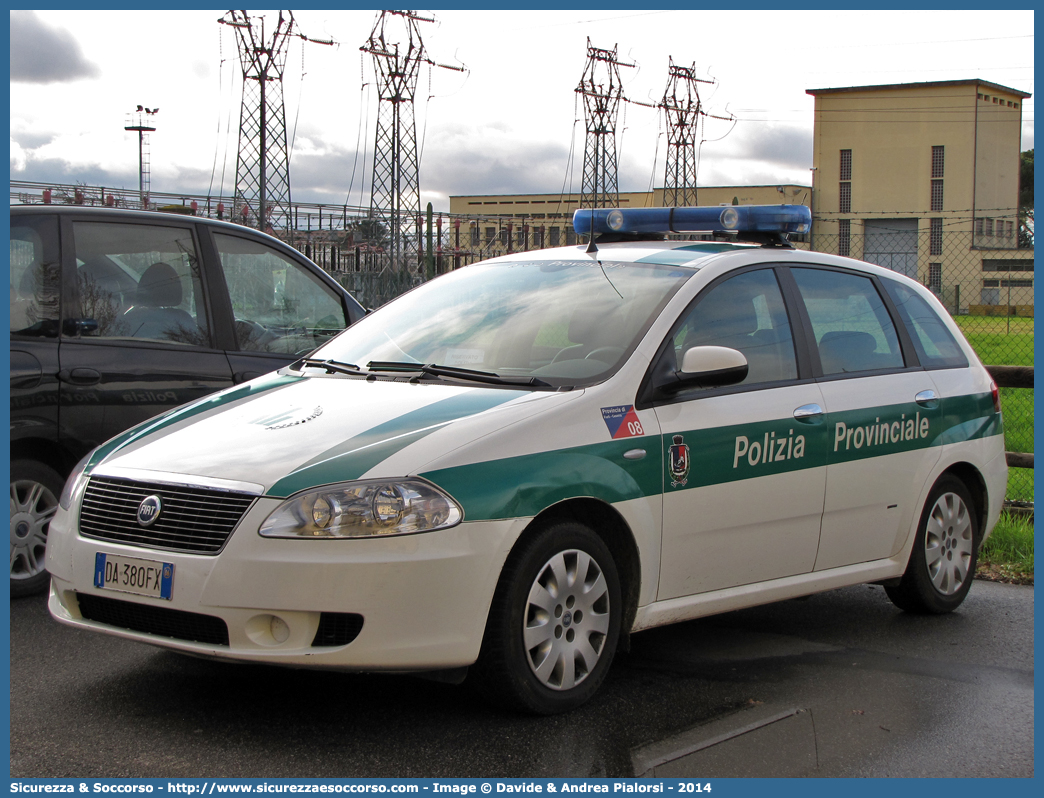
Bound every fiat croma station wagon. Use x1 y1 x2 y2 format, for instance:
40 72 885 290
46 204 1006 714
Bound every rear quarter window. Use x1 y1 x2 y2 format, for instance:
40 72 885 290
883 279 969 369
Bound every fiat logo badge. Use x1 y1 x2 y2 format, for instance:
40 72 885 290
136 495 163 527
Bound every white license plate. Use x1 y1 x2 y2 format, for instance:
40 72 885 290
93 552 174 600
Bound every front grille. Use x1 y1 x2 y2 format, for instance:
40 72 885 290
312 612 365 647
77 593 230 646
80 476 256 554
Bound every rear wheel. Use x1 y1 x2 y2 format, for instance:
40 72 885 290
10 460 63 598
473 521 621 714
885 475 979 614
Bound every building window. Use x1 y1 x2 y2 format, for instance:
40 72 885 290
930 218 943 256
839 219 851 257
928 263 942 294
534 228 543 248
975 218 984 236
499 229 509 247
517 229 526 248
566 228 577 246
549 227 560 246
983 259 1034 272
839 182 852 214
470 226 479 247
931 146 945 179
1007 221 1015 238
985 218 994 236
484 227 496 245
840 149 852 181
930 179 944 212
1002 279 1033 288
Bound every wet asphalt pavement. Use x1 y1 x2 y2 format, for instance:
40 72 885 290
9 579 1033 778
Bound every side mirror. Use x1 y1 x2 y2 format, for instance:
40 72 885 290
656 346 749 396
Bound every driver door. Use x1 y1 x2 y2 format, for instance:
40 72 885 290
209 232 353 383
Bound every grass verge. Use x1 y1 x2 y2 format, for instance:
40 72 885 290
977 511 1034 585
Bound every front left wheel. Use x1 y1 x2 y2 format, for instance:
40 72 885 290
10 459 63 598
472 520 622 714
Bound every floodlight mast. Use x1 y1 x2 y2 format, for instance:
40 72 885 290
219 10 333 235
124 106 158 208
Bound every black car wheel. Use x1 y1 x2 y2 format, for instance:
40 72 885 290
10 460 63 598
473 520 621 714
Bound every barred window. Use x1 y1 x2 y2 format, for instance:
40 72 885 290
485 227 496 245
840 149 852 181
549 227 561 246
470 226 479 247
985 218 994 236
930 179 944 212
839 182 852 214
930 218 943 256
975 218 984 236
931 146 945 179
1007 221 1015 238
839 219 851 257
928 263 942 293
499 229 509 246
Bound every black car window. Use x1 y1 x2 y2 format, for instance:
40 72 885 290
213 233 348 356
792 267 904 375
882 279 968 369
70 222 212 347
670 268 798 388
10 215 60 338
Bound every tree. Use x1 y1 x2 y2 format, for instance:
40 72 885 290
1018 148 1033 248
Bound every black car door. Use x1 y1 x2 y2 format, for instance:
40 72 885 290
57 214 236 458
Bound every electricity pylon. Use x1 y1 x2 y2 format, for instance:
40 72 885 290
361 10 462 272
219 10 332 234
576 39 635 210
660 58 713 207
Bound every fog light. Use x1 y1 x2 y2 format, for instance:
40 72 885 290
270 616 290 644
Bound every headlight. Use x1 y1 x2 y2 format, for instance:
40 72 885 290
259 479 463 539
59 448 98 510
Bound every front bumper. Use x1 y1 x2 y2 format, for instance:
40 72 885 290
47 498 525 670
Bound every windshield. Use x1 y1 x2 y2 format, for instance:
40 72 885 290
309 258 692 388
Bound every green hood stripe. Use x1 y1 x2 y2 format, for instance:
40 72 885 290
267 388 527 496
88 372 302 471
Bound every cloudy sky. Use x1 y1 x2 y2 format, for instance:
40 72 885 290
10 8 1035 212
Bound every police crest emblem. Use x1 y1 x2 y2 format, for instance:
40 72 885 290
668 434 690 487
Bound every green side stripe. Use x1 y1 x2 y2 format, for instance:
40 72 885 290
421 438 664 522
421 392 1001 522
88 372 302 471
267 388 527 496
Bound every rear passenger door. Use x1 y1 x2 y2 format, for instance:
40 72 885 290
785 266 942 570
59 216 235 455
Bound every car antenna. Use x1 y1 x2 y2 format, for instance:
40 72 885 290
585 206 598 255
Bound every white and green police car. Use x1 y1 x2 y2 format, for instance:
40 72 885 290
47 204 1006 714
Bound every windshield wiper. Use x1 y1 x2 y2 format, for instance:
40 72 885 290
366 361 550 388
299 358 366 376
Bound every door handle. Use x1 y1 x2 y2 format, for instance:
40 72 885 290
793 403 823 421
57 368 101 386
915 389 939 407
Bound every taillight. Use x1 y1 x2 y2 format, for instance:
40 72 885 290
990 381 1001 413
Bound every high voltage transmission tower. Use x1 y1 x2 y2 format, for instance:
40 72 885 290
660 58 714 207
576 39 635 210
219 10 332 234
361 10 463 272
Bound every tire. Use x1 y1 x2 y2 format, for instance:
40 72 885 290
472 521 622 714
885 475 979 614
10 459 63 598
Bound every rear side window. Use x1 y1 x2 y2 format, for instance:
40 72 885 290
792 267 905 375
10 215 60 337
71 222 212 347
883 280 968 369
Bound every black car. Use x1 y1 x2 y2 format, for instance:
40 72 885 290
10 205 365 596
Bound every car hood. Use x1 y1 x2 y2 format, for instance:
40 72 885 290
91 371 580 497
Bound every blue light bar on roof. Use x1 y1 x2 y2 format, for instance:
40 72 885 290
572 205 812 237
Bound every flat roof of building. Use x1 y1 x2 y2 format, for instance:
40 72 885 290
806 78 1030 99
